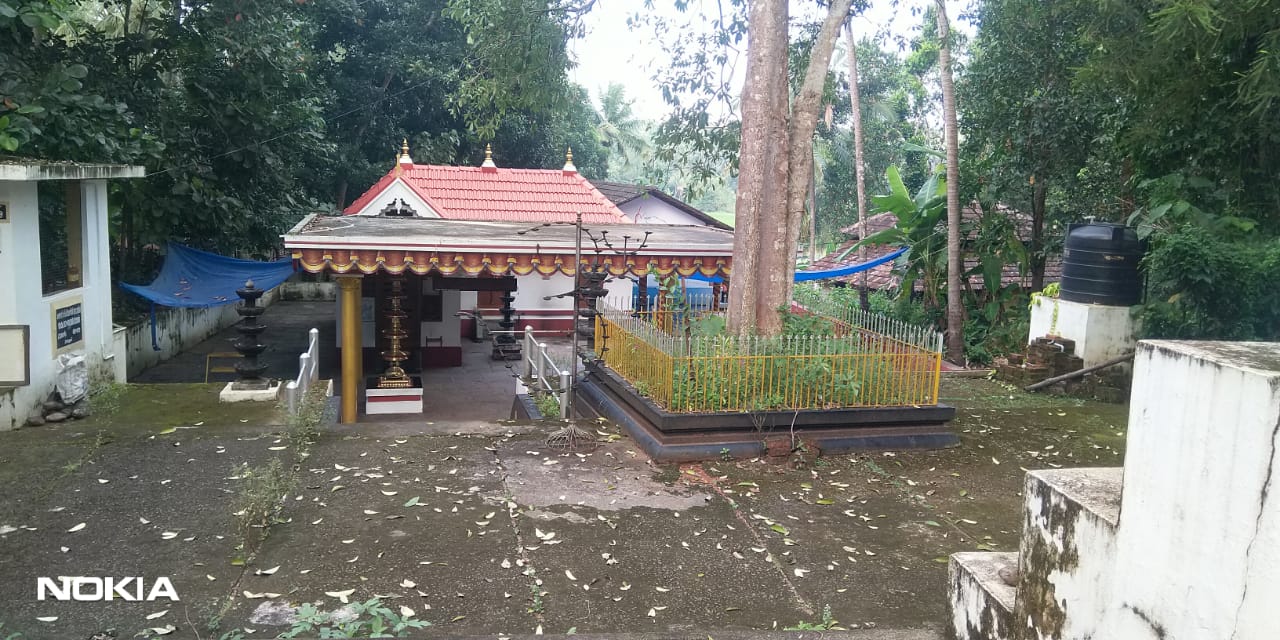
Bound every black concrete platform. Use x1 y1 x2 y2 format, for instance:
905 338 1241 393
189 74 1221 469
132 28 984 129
579 361 958 462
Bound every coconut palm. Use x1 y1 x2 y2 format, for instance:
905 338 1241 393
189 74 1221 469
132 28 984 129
594 83 648 167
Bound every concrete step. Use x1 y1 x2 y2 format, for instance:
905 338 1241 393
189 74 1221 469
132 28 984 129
1014 467 1122 640
949 551 1017 640
950 468 1123 640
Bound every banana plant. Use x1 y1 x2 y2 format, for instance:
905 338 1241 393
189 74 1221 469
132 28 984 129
857 165 949 308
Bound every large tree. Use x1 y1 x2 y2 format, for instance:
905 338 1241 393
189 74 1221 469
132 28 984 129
958 0 1100 291
817 37 933 241
935 0 964 363
726 0 854 335
845 21 870 310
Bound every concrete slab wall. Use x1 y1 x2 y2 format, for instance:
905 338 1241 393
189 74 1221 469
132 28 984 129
121 289 279 379
950 341 1280 640
1015 469 1121 640
1098 341 1280 640
950 552 1016 640
1028 298 1137 368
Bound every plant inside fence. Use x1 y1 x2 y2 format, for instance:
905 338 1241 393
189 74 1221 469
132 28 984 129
595 289 943 413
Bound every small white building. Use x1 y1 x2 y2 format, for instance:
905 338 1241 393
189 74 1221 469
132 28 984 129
0 160 144 429
590 180 734 230
340 146 731 339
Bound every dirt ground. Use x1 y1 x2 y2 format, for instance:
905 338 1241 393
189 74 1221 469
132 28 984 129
0 377 1127 639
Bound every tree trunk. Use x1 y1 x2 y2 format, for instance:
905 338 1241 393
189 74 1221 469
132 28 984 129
846 21 870 311
1030 173 1047 291
725 0 790 335
808 151 818 263
936 0 965 364
776 0 855 320
729 0 852 336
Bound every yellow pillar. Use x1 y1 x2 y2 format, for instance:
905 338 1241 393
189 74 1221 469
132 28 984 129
338 276 363 423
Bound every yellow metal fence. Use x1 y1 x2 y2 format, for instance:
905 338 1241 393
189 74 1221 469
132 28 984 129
594 313 943 413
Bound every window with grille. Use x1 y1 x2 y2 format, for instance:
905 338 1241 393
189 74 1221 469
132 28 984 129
39 182 83 296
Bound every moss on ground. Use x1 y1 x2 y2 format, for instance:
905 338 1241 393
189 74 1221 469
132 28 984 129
73 383 285 435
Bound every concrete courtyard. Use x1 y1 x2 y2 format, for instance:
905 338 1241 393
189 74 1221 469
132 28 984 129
0 376 1127 639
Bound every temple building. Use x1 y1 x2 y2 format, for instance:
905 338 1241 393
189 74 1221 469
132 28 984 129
284 143 734 422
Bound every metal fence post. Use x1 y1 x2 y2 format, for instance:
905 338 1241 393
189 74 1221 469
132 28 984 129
535 342 546 386
524 325 535 379
559 369 571 419
298 353 312 396
308 328 320 381
286 381 298 414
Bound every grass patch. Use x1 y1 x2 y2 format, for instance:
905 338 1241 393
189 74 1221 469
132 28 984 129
229 458 294 563
279 598 431 638
784 604 842 631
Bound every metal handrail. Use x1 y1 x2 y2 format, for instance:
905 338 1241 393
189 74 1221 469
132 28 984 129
523 325 571 419
285 328 320 414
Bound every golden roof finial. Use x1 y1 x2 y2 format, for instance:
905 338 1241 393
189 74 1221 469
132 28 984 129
562 146 577 174
481 143 497 169
398 138 413 165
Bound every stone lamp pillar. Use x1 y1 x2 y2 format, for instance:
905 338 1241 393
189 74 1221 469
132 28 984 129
220 279 282 403
577 268 608 342
233 279 269 386
491 291 521 360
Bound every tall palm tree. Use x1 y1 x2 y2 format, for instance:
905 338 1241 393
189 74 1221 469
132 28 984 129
845 21 870 310
594 83 648 166
936 0 964 363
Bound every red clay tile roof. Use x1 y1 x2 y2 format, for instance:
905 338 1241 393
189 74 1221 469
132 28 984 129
821 203 1060 291
344 165 629 225
838 212 899 239
810 240 902 289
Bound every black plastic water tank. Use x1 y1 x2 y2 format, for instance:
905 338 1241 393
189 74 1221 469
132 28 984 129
1060 222 1146 306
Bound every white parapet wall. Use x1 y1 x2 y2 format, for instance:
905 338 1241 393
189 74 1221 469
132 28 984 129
1099 341 1280 639
950 340 1280 640
1028 297 1137 368
120 288 279 379
1014 468 1122 640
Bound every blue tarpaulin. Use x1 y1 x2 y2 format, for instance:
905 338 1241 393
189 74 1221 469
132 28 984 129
684 245 908 284
793 245 907 282
120 243 294 308
120 243 295 351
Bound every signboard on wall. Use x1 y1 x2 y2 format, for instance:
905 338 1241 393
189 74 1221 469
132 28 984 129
51 299 84 354
0 325 30 386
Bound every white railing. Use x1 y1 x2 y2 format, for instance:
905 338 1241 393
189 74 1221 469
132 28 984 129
523 325 571 419
285 327 320 414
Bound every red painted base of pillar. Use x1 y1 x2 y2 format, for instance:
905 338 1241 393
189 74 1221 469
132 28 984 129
421 347 463 368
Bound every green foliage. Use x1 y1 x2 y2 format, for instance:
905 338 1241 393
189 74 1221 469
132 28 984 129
279 598 430 638
862 165 948 308
667 334 904 413
5 0 599 278
231 458 294 560
286 386 327 454
594 83 648 163
526 583 545 615
1082 0 1280 219
817 38 934 242
1138 225 1280 340
532 391 560 420
0 620 22 640
443 0 578 139
785 604 842 631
